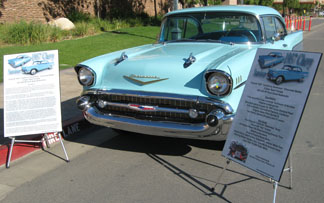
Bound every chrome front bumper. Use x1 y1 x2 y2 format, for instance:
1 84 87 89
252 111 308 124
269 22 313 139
77 89 235 141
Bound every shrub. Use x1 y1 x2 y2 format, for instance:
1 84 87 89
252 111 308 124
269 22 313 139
2 21 50 45
67 10 91 22
72 22 96 37
49 26 66 42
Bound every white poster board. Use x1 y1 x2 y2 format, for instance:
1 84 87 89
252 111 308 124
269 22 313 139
3 50 62 137
222 49 322 182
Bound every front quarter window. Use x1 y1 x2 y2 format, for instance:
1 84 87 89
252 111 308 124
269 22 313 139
161 17 200 41
262 16 286 41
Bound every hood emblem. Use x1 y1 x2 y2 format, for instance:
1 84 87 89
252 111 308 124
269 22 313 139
115 52 128 65
128 104 156 112
183 52 196 68
124 74 169 85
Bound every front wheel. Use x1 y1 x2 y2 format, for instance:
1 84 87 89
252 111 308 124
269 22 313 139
30 69 37 75
275 76 283 85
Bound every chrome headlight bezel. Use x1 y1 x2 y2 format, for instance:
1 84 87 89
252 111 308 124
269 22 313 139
75 65 95 87
205 70 233 97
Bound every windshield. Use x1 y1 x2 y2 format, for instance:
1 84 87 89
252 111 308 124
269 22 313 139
159 12 262 44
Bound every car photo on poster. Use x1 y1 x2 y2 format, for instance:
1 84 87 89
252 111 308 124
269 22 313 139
8 55 32 68
228 141 248 163
258 52 284 69
22 60 54 75
267 64 309 85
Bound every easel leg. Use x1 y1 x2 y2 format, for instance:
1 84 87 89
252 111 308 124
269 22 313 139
58 132 70 162
273 181 278 203
288 155 293 189
6 137 16 168
211 159 231 191
284 154 293 189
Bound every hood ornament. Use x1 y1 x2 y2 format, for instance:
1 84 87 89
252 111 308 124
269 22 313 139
124 74 169 85
115 52 128 65
183 52 196 68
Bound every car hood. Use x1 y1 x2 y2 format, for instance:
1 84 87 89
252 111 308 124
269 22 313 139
95 43 250 96
8 58 20 64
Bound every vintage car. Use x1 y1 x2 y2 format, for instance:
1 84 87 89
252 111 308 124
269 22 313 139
258 52 284 68
8 55 31 68
75 5 303 141
22 60 54 75
228 141 248 162
267 64 308 85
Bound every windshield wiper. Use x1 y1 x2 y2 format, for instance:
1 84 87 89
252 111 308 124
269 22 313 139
162 38 235 45
195 39 235 45
166 39 198 43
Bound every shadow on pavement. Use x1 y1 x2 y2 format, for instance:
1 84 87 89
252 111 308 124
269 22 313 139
95 129 226 156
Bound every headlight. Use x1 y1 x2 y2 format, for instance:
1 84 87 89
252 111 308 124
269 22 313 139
206 71 232 96
77 66 94 86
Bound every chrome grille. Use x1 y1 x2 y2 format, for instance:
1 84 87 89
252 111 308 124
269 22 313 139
93 94 209 123
85 90 229 124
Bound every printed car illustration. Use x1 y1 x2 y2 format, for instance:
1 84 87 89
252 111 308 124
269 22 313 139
228 141 248 162
258 52 284 68
267 64 308 85
8 55 31 68
74 5 303 141
22 60 54 75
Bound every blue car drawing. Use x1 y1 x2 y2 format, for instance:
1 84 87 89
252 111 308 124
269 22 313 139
267 65 308 85
22 60 54 75
258 52 284 68
8 55 31 68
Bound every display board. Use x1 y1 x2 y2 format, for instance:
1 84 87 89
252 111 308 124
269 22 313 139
222 49 322 181
3 50 62 137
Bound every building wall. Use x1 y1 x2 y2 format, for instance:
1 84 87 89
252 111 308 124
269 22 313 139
0 0 48 23
0 0 170 23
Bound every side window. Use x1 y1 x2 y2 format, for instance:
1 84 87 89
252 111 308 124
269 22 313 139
263 16 276 41
274 17 285 36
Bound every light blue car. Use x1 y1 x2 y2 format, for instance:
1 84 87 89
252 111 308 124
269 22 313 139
75 5 303 141
22 60 54 75
267 65 308 85
258 52 284 68
8 55 31 68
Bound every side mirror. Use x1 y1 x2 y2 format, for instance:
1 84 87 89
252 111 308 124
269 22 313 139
271 33 281 42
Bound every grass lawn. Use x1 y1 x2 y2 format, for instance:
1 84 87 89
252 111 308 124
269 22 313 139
0 26 160 82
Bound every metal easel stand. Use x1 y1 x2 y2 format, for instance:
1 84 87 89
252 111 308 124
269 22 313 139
271 154 293 203
210 155 292 203
211 159 231 191
6 132 69 168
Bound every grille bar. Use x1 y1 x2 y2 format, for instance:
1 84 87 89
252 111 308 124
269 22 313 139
84 89 234 123
99 101 205 115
